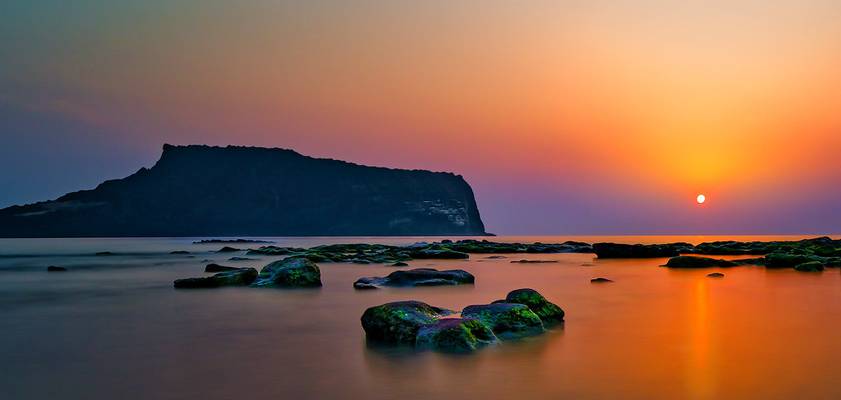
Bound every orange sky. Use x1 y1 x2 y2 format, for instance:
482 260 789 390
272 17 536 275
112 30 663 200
2 1 841 233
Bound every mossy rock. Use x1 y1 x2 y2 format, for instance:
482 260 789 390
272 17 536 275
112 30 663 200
415 318 498 353
361 301 453 344
174 267 258 288
251 257 322 287
461 303 544 339
764 253 823 269
354 268 474 289
794 261 824 272
504 288 565 323
410 248 469 259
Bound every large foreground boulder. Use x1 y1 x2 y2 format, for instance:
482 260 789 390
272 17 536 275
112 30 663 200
353 268 474 289
461 303 544 339
593 242 691 258
251 257 322 287
415 318 498 353
504 288 565 323
174 268 258 288
361 301 454 344
664 256 737 268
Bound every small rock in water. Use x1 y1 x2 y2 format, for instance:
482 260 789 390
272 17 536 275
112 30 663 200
174 268 258 288
95 251 115 256
228 257 255 261
251 257 322 287
485 255 507 259
391 262 409 267
590 277 613 283
510 260 558 264
706 272 725 278
353 268 474 289
794 261 824 272
170 250 190 254
46 266 67 272
216 246 242 253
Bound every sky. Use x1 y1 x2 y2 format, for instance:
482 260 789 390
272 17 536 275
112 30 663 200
2 1 841 234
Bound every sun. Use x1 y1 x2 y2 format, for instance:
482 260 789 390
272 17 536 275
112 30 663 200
696 194 706 204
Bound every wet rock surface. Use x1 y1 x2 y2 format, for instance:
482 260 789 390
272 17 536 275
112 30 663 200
353 268 474 289
174 267 258 289
251 257 322 288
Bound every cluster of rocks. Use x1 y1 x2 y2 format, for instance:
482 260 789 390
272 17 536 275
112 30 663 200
173 257 322 289
244 239 592 264
361 288 564 353
354 268 474 289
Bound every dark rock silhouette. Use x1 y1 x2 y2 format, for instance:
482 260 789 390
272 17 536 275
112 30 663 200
353 268 474 289
0 144 486 237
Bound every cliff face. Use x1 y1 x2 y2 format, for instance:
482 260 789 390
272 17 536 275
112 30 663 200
0 145 487 237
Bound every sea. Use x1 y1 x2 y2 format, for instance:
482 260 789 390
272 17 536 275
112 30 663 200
1 235 839 399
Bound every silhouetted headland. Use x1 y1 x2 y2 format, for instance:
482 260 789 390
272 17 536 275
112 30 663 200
0 144 486 237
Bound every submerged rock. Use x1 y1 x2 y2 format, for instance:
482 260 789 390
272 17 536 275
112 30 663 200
794 261 824 272
353 268 474 289
204 263 239 272
251 257 322 288
174 267 258 288
664 256 737 268
461 303 544 339
593 242 691 258
590 277 613 283
415 318 498 353
706 272 725 278
170 250 190 254
391 262 409 267
504 288 565 323
361 301 454 344
46 266 67 272
510 259 558 264
95 251 115 256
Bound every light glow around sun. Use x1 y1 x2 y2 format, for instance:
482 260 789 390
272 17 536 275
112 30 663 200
696 194 706 204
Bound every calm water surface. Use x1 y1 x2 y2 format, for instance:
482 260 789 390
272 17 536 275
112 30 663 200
1 236 840 399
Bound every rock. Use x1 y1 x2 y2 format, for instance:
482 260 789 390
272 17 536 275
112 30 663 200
764 253 824 269
391 262 409 267
46 266 67 272
410 248 469 259
251 257 322 287
731 257 765 266
706 272 725 278
415 318 498 353
170 250 190 254
194 239 274 244
204 263 239 272
510 260 558 264
794 261 824 272
216 246 241 253
461 303 544 339
353 268 474 289
174 267 258 288
485 255 507 259
593 242 691 258
664 256 737 268
590 277 613 283
95 251 115 256
504 288 565 323
228 257 255 261
361 301 453 344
